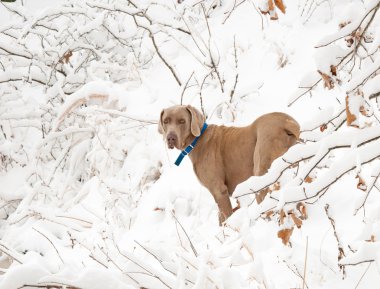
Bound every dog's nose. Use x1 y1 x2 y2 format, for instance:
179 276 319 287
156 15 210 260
167 133 177 149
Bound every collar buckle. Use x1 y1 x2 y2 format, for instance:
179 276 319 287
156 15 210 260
174 123 208 166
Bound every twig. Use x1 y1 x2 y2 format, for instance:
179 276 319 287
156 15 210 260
171 212 198 257
149 32 182 86
324 204 346 277
201 3 211 38
0 242 23 264
341 259 374 266
222 0 247 24
315 2 380 48
32 227 64 264
19 284 80 289
108 238 141 285
198 72 212 117
302 237 308 289
230 35 239 103
283 260 309 289
201 3 224 93
237 130 380 200
355 262 372 289
134 240 195 285
249 0 264 30
369 91 380 100
115 241 173 288
288 78 321 107
180 71 195 105
354 171 380 216
89 254 108 269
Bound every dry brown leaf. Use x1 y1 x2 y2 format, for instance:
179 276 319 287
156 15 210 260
279 209 286 225
274 0 286 13
338 247 345 261
256 187 270 204
318 70 334 89
268 0 275 11
59 50 73 64
359 105 368 116
265 210 274 220
232 199 241 213
339 21 351 29
304 176 313 183
153 207 165 211
290 213 303 229
330 65 337 76
277 227 294 245
273 182 281 191
259 0 280 20
356 175 367 191
365 235 376 242
320 123 328 132
296 202 308 220
345 95 359 128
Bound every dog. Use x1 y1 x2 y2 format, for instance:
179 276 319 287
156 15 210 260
158 105 300 224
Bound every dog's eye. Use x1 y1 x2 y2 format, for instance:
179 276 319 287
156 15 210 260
178 119 185 124
163 118 169 124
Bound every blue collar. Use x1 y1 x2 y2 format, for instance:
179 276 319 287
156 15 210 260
175 123 208 166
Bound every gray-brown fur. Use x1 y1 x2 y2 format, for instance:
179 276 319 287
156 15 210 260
158 105 300 224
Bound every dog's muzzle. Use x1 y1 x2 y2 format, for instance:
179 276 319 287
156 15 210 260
167 132 177 149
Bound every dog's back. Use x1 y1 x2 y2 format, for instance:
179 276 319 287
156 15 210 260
159 105 300 222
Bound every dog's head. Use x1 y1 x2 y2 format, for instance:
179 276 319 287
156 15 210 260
158 105 204 150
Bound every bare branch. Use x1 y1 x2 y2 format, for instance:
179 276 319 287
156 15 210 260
32 227 64 264
325 204 346 276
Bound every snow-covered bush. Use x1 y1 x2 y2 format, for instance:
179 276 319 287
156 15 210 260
1 0 380 288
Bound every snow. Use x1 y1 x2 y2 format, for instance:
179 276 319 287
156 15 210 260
1 0 380 289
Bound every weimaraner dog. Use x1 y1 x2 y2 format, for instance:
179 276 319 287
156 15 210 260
158 105 300 224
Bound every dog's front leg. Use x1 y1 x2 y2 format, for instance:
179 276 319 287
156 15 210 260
212 185 233 225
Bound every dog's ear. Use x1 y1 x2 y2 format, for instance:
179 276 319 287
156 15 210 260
186 105 204 137
158 109 165 134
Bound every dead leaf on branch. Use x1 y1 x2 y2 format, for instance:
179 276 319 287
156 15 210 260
273 182 281 191
339 21 351 29
359 105 370 116
59 50 73 64
268 0 274 11
277 227 293 245
256 187 270 204
356 174 367 191
279 209 286 225
288 209 302 228
338 21 363 47
338 247 345 261
345 95 359 128
345 27 363 47
365 235 376 242
274 0 286 13
304 176 313 183
259 0 286 20
232 199 241 213
256 182 281 204
296 202 308 220
320 123 328 132
318 70 334 89
265 210 274 220
153 207 165 212
290 213 302 229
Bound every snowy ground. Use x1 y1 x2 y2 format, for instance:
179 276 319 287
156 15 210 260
1 0 380 288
